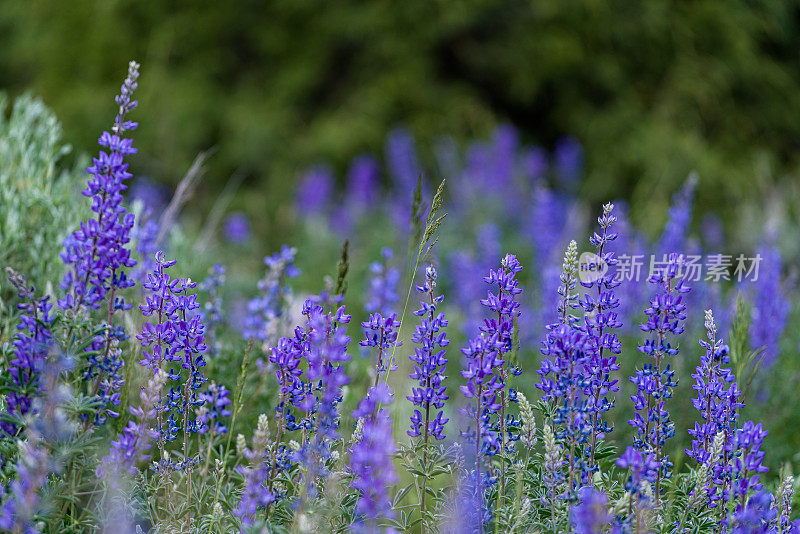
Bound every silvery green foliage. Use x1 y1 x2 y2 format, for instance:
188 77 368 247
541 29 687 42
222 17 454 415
0 93 84 296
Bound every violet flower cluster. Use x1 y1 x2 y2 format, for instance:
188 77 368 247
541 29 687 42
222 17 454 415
349 384 398 530
571 486 612 534
235 415 275 528
1 269 55 436
579 203 622 464
731 421 769 506
0 352 75 532
407 265 450 441
478 254 523 452
365 247 400 317
686 310 744 513
657 174 697 257
360 312 401 383
270 327 308 432
536 242 592 491
199 263 226 358
243 245 300 350
58 61 143 425
616 445 659 517
196 381 232 435
96 369 167 480
294 299 352 491
629 253 689 485
748 243 789 369
537 323 592 489
137 251 208 471
729 491 776 534
459 331 505 462
59 60 139 312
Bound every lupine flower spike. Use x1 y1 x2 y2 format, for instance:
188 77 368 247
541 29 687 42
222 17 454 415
1 268 55 436
629 252 689 499
349 384 398 532
580 203 622 471
406 265 449 529
60 61 142 425
537 242 591 498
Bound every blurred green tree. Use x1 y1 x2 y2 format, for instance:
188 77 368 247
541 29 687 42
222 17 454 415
1 0 799 242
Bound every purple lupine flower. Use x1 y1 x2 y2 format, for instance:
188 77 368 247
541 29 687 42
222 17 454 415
57 62 141 425
729 491 777 534
223 212 251 244
260 328 309 508
407 266 450 441
236 462 272 529
303 302 352 434
686 309 741 513
536 241 596 492
731 421 769 508
97 369 167 480
0 441 49 533
131 216 161 284
448 224 501 338
129 176 170 215
1 269 55 436
657 174 697 257
365 248 400 317
346 154 380 210
196 382 232 435
479 254 523 454
521 145 548 183
686 310 734 466
490 124 518 192
459 332 505 458
579 203 622 468
709 379 744 516
385 127 422 198
607 201 649 333
616 446 659 506
137 251 208 472
0 352 75 532
571 486 612 534
243 245 300 350
349 384 398 530
162 274 209 465
537 323 592 492
199 263 226 358
629 253 689 491
748 244 789 369
59 60 139 312
360 313 401 383
293 300 352 493
553 136 583 185
235 415 275 529
295 165 334 217
270 330 307 409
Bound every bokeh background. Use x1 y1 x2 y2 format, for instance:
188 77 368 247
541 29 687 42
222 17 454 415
3 0 800 248
3 0 800 489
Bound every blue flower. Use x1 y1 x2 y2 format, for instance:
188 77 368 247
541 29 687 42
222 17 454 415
407 266 450 441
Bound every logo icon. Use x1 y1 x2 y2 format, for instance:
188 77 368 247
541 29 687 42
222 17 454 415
578 252 608 284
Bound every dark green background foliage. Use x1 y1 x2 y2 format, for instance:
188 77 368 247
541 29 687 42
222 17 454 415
2 0 800 237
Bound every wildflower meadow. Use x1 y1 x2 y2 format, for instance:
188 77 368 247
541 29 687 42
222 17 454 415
3 60 800 534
